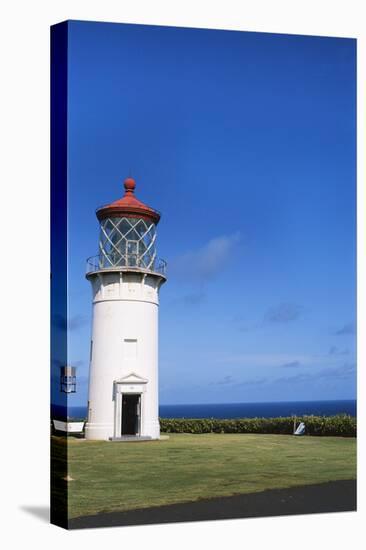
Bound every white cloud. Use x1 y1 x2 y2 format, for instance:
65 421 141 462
170 232 241 281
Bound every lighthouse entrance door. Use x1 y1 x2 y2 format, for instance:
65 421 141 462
113 374 147 438
121 394 141 436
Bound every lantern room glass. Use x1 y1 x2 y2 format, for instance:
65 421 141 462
98 217 157 270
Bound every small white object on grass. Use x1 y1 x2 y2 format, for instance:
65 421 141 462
294 422 306 436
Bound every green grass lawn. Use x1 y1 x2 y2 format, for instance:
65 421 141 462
57 433 356 519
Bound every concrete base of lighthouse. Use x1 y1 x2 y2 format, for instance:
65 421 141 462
85 269 166 441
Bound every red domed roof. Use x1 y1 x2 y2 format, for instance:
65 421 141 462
96 177 161 224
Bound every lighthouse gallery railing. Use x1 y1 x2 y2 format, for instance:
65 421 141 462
86 254 167 276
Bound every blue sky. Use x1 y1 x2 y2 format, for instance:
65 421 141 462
52 20 356 407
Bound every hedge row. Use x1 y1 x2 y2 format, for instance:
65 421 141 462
160 415 356 437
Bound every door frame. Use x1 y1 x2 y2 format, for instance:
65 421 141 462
113 373 148 438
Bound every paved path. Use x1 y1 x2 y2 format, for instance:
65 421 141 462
69 479 356 530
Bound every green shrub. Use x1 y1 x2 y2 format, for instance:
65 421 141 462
159 415 356 437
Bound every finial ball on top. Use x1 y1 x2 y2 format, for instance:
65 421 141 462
124 177 136 193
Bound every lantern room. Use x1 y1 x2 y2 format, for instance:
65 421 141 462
86 177 166 275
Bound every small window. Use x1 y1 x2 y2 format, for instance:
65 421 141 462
124 338 137 359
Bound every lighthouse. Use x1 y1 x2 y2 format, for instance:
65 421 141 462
85 177 167 440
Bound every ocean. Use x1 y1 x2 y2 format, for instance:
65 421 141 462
52 399 356 420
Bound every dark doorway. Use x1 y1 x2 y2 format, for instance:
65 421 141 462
122 394 140 435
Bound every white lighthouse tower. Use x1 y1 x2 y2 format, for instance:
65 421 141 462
85 177 167 440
